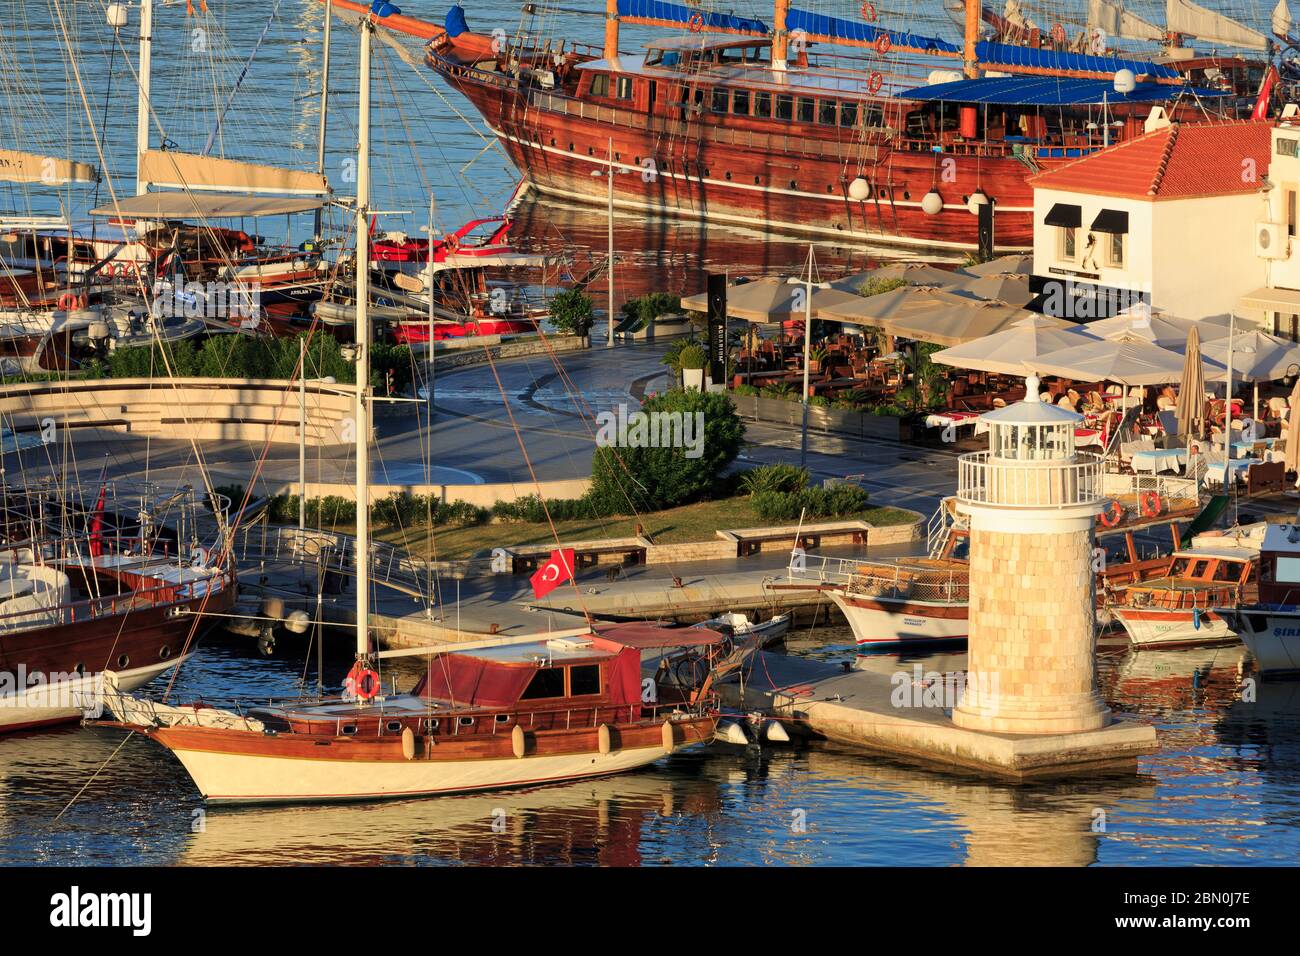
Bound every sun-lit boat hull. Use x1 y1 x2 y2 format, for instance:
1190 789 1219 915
1112 607 1238 649
1220 608 1300 674
146 716 716 804
828 592 968 647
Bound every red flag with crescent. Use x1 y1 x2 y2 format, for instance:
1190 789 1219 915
530 548 575 599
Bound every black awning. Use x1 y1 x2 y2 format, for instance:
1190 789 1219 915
1090 208 1129 234
1044 202 1082 229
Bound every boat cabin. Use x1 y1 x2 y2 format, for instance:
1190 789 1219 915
1122 547 1257 610
1254 522 1300 606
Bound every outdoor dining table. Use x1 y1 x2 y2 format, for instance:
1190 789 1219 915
925 410 982 431
1130 447 1187 475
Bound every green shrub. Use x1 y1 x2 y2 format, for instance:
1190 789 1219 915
750 482 869 522
740 463 809 497
677 343 707 370
857 276 909 298
761 382 796 400
732 383 760 397
589 388 744 511
548 288 594 336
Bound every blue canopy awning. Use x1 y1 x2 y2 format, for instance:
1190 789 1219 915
617 0 767 34
897 76 1229 106
976 41 1181 80
786 9 960 54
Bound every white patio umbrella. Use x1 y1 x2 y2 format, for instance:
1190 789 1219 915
1201 329 1300 421
1084 312 1230 348
931 315 1098 375
828 261 966 294
816 283 956 326
680 276 862 322
960 253 1033 278
951 272 1035 308
1035 330 1223 387
878 295 1048 347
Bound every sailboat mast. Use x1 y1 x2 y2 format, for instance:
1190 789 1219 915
136 0 153 195
773 0 790 71
354 10 372 662
315 0 333 240
963 0 980 79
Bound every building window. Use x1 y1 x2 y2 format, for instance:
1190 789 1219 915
797 97 815 123
775 94 793 120
1288 188 1297 237
615 76 634 100
818 100 838 125
711 88 728 113
590 74 609 97
840 102 859 128
1108 232 1124 267
732 90 750 115
753 91 772 118
1060 226 1077 261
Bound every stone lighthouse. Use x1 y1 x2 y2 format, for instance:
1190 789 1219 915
952 375 1111 735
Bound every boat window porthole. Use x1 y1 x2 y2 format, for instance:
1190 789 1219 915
458 716 475 727
588 145 594 155
342 724 357 736
634 156 640 164
568 142 574 151
74 662 85 676
424 718 439 732
117 654 129 669
754 176 762 185
903 191 911 200
159 645 172 660
725 171 732 180
550 138 555 146
789 180 797 190
495 714 510 723
385 720 403 733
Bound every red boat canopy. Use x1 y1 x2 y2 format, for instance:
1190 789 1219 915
413 655 536 708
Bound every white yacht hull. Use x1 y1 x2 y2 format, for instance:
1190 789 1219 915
829 592 968 647
1113 608 1238 648
0 654 192 732
1222 609 1300 674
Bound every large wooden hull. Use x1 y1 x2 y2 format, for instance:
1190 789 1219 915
430 56 1048 252
145 715 715 804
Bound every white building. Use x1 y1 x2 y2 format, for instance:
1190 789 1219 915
1028 118 1273 328
1240 109 1300 340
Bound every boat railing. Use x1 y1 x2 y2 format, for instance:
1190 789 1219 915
788 553 969 605
232 523 431 603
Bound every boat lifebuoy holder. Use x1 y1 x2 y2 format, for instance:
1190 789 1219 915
1139 491 1163 518
346 661 382 701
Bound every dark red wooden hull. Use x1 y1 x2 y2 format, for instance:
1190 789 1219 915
427 50 1062 252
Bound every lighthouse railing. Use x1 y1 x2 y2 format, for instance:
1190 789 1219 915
956 452 1104 509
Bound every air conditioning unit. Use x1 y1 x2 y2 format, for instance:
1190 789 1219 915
1257 221 1289 259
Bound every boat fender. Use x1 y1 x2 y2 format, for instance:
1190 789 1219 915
511 723 527 758
661 720 676 754
714 719 751 746
598 723 613 755
764 720 791 743
1098 499 1123 528
1140 491 1163 518
1193 608 1202 631
401 727 416 760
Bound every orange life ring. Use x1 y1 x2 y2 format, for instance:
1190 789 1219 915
875 33 892 55
1139 491 1163 518
868 71 884 94
688 12 705 32
346 662 382 701
1050 22 1066 44
443 233 461 252
57 292 86 312
1098 499 1123 528
860 2 876 21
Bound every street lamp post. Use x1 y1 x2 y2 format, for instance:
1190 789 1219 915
787 244 830 469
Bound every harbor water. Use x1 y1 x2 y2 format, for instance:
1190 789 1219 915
0 625 1296 866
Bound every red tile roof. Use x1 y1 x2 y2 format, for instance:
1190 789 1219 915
1028 121 1273 201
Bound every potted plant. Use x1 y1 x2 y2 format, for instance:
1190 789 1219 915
678 343 707 391
808 345 829 375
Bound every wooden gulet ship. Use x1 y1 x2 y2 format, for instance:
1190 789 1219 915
320 0 1274 251
100 7 728 804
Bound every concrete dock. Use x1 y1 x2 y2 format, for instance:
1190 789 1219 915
720 652 1159 779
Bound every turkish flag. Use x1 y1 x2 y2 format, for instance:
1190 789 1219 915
530 548 576 599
